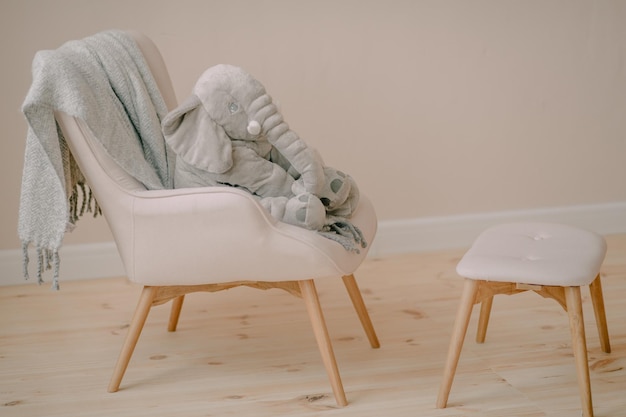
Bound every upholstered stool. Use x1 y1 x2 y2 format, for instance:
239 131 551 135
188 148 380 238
436 222 610 417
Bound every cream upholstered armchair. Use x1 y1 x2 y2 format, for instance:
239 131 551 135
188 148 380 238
54 31 379 406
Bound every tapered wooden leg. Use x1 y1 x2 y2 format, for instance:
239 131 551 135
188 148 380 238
437 279 479 409
589 275 611 353
476 296 493 343
342 275 380 348
565 286 593 417
108 286 157 393
168 295 185 332
298 279 348 407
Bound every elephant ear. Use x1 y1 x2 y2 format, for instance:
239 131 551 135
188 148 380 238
162 95 233 174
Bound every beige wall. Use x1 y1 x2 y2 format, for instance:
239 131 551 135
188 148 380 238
2 0 625 250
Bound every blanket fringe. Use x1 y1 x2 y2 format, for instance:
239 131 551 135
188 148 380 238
66 143 101 223
22 181 97 291
319 217 367 254
68 181 101 225
21 245 61 290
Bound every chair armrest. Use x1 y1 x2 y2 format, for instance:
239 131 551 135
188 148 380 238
124 186 361 285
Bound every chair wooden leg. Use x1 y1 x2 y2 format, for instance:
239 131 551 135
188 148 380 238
168 295 185 332
588 275 611 353
437 278 479 409
341 275 380 348
476 295 493 343
108 286 157 393
298 279 348 407
564 286 593 417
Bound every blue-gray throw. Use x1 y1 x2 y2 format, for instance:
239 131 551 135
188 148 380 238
19 30 174 289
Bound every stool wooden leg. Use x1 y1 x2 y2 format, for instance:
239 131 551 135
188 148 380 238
437 278 479 409
565 286 593 417
476 296 493 343
589 275 611 353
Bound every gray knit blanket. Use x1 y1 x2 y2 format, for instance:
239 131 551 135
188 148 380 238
19 30 175 289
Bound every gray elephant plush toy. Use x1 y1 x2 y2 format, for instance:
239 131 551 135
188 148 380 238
162 64 365 251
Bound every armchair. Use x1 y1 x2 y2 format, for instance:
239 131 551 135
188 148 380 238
53 31 379 406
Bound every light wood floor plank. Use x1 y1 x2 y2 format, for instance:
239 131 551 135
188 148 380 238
1 234 625 416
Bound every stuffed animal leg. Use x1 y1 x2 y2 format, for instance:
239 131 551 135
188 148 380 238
292 166 360 218
258 193 326 230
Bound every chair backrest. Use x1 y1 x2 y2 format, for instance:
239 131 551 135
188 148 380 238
126 31 178 111
55 31 178 271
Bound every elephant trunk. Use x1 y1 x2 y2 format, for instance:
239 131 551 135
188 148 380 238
249 94 324 195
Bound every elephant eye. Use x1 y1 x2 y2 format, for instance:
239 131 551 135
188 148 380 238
228 102 239 114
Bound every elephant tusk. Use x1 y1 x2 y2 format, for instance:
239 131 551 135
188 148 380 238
247 120 261 135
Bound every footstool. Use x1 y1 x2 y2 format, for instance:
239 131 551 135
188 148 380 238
436 222 611 417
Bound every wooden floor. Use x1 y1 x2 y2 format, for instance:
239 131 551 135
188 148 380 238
1 235 625 417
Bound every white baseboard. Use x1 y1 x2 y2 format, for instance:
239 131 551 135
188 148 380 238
3 202 626 286
367 201 626 257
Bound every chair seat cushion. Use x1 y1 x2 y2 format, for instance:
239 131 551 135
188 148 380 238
456 222 607 286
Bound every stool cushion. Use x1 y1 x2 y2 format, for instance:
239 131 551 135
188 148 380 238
456 222 607 286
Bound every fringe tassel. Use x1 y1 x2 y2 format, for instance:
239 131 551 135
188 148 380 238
69 188 78 224
22 242 30 280
36 247 44 285
78 182 88 216
52 251 60 291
